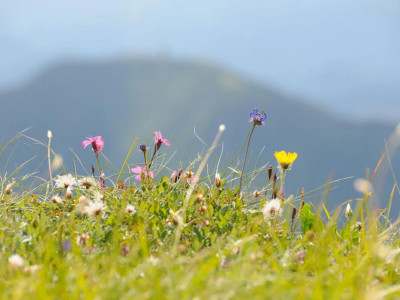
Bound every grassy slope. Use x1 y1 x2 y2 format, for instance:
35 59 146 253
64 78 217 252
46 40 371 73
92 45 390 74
0 57 397 210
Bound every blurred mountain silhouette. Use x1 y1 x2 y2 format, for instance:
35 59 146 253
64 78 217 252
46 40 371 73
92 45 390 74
0 57 398 211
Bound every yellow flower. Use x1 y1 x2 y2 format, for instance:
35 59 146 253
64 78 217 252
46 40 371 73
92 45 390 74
274 151 298 170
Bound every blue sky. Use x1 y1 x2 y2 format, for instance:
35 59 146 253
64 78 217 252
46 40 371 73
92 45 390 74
1 0 400 121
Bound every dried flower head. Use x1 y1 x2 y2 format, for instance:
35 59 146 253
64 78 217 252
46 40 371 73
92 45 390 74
79 177 97 189
77 234 90 246
262 199 282 220
51 195 63 205
4 179 16 195
125 204 137 215
85 201 105 218
215 173 222 188
54 174 77 189
76 196 90 215
253 190 261 198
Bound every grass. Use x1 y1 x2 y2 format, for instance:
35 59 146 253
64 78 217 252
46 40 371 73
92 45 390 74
1 116 400 300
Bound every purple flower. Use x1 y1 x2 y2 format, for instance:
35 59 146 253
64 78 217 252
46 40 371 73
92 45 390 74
249 108 266 126
62 239 72 252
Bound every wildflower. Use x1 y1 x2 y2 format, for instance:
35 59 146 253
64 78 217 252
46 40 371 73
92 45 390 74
170 209 183 226
65 186 73 199
54 174 77 189
274 151 298 170
262 199 282 220
215 173 222 188
51 154 63 171
75 196 90 215
278 189 285 200
47 130 52 139
354 178 373 195
249 108 267 126
131 166 154 182
170 171 178 183
200 205 207 214
125 204 137 215
179 244 186 254
51 195 63 204
253 190 261 198
82 136 104 153
154 131 170 148
85 201 105 218
4 179 16 195
8 254 25 269
92 190 105 202
23 265 41 274
195 193 204 203
183 170 199 184
99 172 106 189
139 144 147 152
77 234 90 246
78 176 97 189
121 244 129 256
62 239 72 252
171 168 183 183
345 203 353 219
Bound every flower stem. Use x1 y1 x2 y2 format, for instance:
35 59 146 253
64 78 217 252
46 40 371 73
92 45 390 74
238 124 256 196
95 152 102 177
148 145 157 169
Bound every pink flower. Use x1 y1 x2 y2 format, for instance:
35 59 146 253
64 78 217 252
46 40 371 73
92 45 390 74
154 131 170 147
82 136 104 153
131 166 154 182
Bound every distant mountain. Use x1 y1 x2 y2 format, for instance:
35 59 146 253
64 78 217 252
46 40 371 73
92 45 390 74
1 57 398 212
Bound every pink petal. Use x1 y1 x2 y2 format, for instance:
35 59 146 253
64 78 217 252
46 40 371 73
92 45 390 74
131 166 143 174
162 138 170 146
82 140 92 149
149 172 155 178
134 175 142 181
153 131 161 140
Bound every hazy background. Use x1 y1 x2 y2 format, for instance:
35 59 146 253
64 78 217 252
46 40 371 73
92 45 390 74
1 1 400 211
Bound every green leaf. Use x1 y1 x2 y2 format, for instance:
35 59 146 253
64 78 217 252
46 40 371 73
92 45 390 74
301 203 314 234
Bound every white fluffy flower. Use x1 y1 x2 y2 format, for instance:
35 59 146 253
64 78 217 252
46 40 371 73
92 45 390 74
125 204 137 215
54 174 77 189
85 201 105 218
76 234 90 246
75 196 90 215
78 177 97 189
262 199 281 220
354 178 373 194
51 195 63 204
5 179 16 195
8 254 25 269
92 190 105 202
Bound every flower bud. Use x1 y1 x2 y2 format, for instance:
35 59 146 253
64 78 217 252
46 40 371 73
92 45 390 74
215 173 222 188
345 203 353 219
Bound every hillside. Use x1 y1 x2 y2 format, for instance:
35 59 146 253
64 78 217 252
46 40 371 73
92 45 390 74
0 57 398 209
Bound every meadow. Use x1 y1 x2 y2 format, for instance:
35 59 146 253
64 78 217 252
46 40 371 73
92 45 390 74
1 108 400 299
